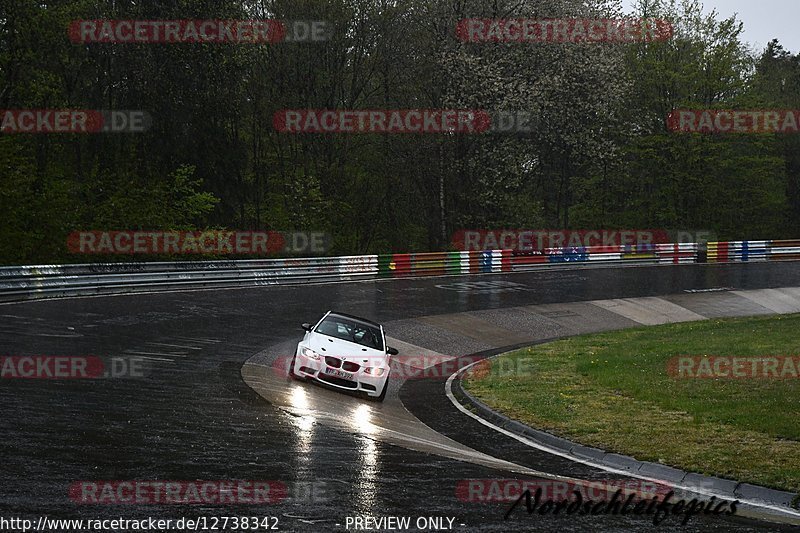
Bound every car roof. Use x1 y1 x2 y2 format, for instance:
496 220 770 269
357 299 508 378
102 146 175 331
326 311 382 328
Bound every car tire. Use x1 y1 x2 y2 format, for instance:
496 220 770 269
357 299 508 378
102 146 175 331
288 354 303 380
369 376 389 402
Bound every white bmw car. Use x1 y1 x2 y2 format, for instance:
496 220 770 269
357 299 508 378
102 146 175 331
291 311 398 401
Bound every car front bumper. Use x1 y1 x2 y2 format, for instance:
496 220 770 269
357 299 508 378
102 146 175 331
294 347 388 397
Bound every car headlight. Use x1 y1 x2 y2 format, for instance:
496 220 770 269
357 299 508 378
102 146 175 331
363 367 385 377
301 347 321 360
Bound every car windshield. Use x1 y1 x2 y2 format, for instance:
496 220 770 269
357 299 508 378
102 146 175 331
314 316 384 351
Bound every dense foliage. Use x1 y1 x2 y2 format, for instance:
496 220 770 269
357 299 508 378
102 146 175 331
1 0 798 264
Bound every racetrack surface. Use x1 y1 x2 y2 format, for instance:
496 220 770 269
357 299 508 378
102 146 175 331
2 263 800 531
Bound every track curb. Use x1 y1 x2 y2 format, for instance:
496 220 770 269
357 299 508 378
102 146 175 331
450 357 800 511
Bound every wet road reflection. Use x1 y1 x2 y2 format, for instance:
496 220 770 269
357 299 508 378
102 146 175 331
242 339 543 477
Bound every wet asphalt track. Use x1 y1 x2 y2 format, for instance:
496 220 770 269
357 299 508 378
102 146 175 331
2 263 800 532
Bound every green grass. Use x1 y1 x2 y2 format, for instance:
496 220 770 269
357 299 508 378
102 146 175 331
463 314 800 493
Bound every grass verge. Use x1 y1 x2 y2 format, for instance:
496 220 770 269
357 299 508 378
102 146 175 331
463 314 800 493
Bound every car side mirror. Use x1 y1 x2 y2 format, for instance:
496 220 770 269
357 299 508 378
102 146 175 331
386 347 399 356
301 323 312 332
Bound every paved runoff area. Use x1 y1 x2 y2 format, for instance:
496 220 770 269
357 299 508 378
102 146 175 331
3 262 800 531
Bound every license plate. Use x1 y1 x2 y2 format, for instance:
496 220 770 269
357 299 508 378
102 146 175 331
324 367 353 380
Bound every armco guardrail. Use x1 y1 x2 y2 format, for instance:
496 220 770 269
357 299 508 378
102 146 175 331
0 240 794 303
707 240 800 263
0 256 378 302
381 243 698 277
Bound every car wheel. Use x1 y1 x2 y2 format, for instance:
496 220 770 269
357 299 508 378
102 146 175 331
369 376 389 402
288 354 303 380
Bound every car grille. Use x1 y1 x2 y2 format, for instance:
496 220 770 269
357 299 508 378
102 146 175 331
342 361 360 372
317 373 358 389
325 356 361 372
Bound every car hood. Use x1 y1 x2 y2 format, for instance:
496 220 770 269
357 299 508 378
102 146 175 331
307 332 388 365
